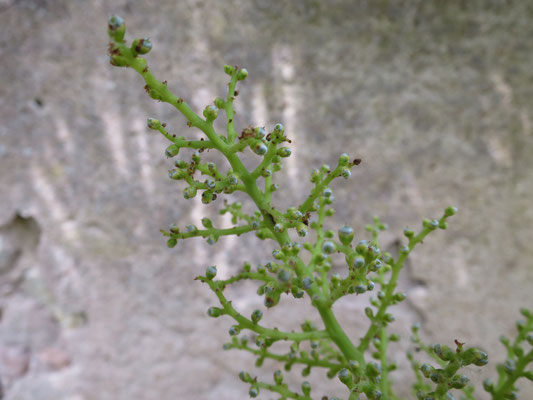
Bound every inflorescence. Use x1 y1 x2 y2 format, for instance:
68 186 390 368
108 16 533 400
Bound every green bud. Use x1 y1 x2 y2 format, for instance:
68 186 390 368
389 333 400 342
147 118 161 130
277 147 291 157
201 190 215 204
527 333 533 346
291 287 305 298
433 344 454 361
338 368 353 385
338 226 354 246
252 141 268 155
236 68 248 80
273 223 285 233
277 269 291 282
183 186 197 199
353 256 365 269
356 240 368 254
109 55 128 67
322 241 336 254
296 223 308 237
450 374 469 389
423 218 439 230
384 313 395 323
169 224 180 234
239 370 252 383
365 307 374 319
420 363 432 378
394 292 407 302
366 362 381 378
483 378 494 393
264 291 280 308
228 325 240 336
203 105 219 121
192 151 201 163
224 65 234 75
320 164 330 173
445 206 458 216
399 245 410 254
165 144 180 158
251 309 263 324
205 266 217 279
354 285 367 294
368 259 382 272
131 38 152 55
108 15 126 42
274 123 284 134
254 127 266 139
214 97 225 109
166 238 177 248
201 217 213 228
248 386 259 398
338 153 350 166
341 168 351 179
310 169 321 183
503 359 515 374
301 381 311 396
403 228 414 238
460 348 488 366
273 370 283 385
302 277 313 289
168 169 185 180
207 306 223 318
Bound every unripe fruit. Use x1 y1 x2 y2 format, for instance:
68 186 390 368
167 238 177 248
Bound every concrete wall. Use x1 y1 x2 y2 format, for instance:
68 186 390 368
1 0 532 398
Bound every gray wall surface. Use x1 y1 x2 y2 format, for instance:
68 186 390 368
1 0 532 399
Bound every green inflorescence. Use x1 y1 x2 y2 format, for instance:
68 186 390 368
107 16 533 400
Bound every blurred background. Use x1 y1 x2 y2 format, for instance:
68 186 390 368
1 0 532 399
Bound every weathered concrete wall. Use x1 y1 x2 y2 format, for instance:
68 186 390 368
1 0 532 399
